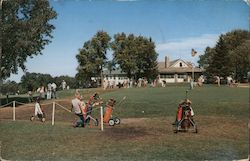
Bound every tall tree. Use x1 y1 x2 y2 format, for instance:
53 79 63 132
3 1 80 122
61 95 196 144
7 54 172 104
76 31 111 86
198 47 214 69
112 33 158 80
230 40 250 82
207 35 231 78
134 36 158 80
111 33 138 79
0 0 57 81
198 29 250 82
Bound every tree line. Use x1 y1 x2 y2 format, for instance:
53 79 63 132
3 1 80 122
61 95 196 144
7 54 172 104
75 31 158 87
0 73 77 95
198 29 250 83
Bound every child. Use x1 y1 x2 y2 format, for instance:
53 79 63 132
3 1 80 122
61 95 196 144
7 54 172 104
71 90 85 127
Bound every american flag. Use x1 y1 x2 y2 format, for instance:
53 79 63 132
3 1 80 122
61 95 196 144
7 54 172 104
191 49 197 57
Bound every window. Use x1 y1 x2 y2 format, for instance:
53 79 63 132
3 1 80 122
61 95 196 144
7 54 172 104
178 75 185 78
160 74 174 78
180 62 183 67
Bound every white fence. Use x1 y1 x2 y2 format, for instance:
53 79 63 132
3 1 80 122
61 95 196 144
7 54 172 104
0 101 104 131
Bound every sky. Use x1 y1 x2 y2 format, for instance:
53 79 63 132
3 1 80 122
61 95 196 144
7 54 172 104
9 0 249 82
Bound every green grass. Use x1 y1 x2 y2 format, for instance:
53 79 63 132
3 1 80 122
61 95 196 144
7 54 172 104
100 85 249 119
0 85 249 161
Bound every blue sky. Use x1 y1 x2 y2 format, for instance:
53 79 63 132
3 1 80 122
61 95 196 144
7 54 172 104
9 0 249 82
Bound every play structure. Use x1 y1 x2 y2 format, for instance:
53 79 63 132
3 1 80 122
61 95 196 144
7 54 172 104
173 90 198 133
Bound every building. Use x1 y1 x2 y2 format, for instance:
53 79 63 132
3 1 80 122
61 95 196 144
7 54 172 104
158 56 204 83
100 56 204 85
102 68 129 85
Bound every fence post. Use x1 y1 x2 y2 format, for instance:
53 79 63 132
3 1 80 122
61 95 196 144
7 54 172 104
52 102 55 126
100 106 104 131
13 101 15 121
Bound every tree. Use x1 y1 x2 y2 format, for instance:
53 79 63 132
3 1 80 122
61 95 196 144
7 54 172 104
198 47 214 69
54 75 78 89
134 36 158 80
230 40 250 82
111 33 158 80
207 35 231 78
0 80 19 95
20 72 53 92
76 31 111 86
0 0 57 80
111 33 138 79
198 29 250 82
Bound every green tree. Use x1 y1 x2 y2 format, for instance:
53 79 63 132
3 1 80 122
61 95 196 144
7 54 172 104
20 72 53 92
230 40 250 82
134 36 158 80
76 31 111 86
54 75 78 89
112 33 158 80
111 33 138 79
207 35 231 78
198 47 214 69
199 29 250 82
0 80 19 95
0 0 57 80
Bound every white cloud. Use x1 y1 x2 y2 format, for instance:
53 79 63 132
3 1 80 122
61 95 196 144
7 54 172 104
156 34 220 63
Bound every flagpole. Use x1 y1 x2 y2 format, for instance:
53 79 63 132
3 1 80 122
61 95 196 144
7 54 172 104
191 49 197 83
192 64 194 81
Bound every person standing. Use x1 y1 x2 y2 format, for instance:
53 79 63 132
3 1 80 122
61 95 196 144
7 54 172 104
51 82 57 99
62 80 67 90
215 76 220 87
47 83 52 99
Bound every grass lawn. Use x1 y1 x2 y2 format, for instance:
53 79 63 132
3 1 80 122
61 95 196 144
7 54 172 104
0 85 249 161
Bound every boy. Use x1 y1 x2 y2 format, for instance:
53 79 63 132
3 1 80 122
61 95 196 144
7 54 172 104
71 90 85 127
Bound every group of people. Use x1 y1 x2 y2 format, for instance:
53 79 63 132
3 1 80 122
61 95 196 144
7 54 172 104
103 77 157 90
28 80 69 102
36 82 57 100
215 75 237 87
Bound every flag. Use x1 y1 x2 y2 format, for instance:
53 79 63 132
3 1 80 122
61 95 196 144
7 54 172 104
191 48 197 57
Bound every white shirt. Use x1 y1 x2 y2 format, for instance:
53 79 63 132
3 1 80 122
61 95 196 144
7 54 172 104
71 98 82 114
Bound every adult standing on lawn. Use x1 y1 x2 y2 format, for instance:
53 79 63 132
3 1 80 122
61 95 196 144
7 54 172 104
71 90 85 127
61 80 66 90
51 82 57 99
47 83 52 99
215 76 220 87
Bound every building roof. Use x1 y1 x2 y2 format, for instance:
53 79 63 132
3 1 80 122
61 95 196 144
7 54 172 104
158 59 204 74
102 58 204 75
